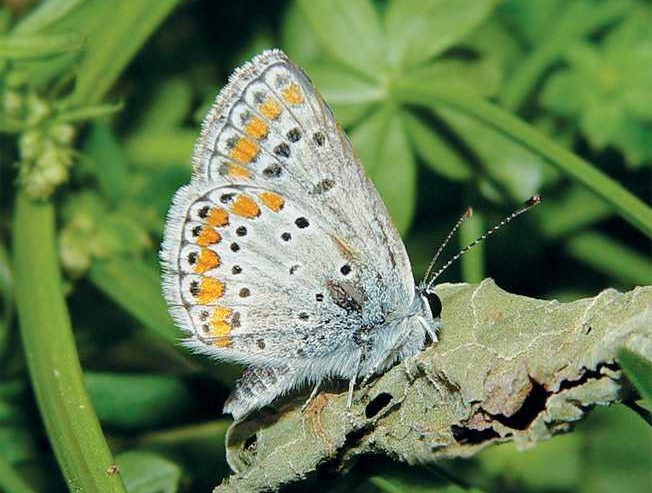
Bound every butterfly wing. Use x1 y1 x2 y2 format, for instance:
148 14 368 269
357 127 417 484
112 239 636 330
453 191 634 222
161 50 414 370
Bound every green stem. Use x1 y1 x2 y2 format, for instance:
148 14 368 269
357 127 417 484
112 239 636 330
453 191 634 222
500 1 630 111
393 82 652 237
13 193 126 491
0 455 35 493
460 212 485 284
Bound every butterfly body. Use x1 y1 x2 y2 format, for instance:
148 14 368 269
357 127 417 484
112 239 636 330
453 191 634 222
160 50 440 420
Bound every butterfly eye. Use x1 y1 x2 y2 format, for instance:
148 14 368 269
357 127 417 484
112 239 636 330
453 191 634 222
425 291 442 319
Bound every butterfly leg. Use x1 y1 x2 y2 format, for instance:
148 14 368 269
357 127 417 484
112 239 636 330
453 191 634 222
346 349 364 408
360 330 411 388
300 379 323 413
223 364 298 421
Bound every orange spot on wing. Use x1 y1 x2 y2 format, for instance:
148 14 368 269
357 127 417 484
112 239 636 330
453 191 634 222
206 207 229 227
196 227 221 247
194 249 220 274
244 116 268 139
209 306 232 347
230 194 260 218
282 83 303 105
197 277 224 304
259 98 281 119
258 191 285 212
229 137 259 164
225 163 252 180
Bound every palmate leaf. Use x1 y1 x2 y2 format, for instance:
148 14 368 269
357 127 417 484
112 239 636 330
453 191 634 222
540 9 652 166
302 62 383 127
214 281 652 492
296 0 385 79
284 0 498 234
384 0 495 69
351 107 417 233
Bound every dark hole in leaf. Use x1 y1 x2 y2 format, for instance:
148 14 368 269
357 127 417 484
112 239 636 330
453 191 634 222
493 379 549 430
451 425 499 444
365 392 392 419
244 434 257 454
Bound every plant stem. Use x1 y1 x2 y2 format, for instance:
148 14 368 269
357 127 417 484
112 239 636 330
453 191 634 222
393 82 652 237
460 212 485 284
500 1 630 111
13 192 126 492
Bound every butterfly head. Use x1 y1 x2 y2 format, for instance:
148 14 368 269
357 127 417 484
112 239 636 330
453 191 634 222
422 289 442 319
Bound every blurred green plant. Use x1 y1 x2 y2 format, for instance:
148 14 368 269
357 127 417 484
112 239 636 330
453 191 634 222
0 0 650 491
541 9 652 166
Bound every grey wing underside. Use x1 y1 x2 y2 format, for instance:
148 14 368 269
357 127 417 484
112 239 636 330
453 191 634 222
160 49 415 369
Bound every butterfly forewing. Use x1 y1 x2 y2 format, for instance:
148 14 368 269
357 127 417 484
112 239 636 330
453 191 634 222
161 50 413 367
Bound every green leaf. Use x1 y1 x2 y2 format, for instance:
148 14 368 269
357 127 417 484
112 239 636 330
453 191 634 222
125 131 196 169
566 232 652 287
539 186 612 238
437 106 544 201
477 434 581 490
392 79 652 237
499 0 631 111
297 0 385 79
618 348 652 410
0 241 13 359
351 107 417 233
0 425 38 463
89 258 180 345
281 1 323 65
579 406 652 493
115 451 181 493
83 122 130 203
67 0 180 106
539 8 652 166
0 454 35 493
135 79 193 134
85 372 194 431
368 462 479 492
404 59 502 98
402 111 471 181
384 0 495 68
13 0 87 34
0 32 83 58
55 101 124 123
303 62 383 127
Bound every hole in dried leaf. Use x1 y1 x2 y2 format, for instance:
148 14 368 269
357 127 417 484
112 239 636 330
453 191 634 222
243 434 257 454
451 425 499 444
365 392 392 419
493 379 548 430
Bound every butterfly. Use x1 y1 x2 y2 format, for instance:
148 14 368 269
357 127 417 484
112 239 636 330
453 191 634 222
160 49 539 421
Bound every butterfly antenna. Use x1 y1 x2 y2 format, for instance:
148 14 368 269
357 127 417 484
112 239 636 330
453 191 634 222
426 195 542 290
422 207 473 286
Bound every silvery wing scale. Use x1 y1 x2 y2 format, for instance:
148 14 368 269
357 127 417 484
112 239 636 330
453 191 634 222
160 49 441 421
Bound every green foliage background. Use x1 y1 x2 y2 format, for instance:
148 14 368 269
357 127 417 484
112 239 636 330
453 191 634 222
0 0 650 491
